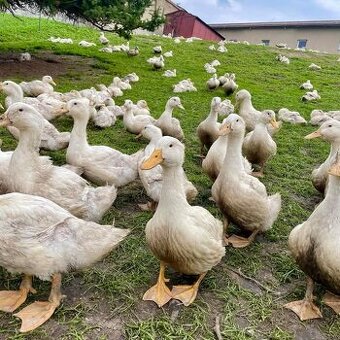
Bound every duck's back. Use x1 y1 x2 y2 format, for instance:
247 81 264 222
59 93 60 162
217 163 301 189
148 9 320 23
0 193 129 280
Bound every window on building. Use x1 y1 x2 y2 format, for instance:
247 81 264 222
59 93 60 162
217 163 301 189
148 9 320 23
297 39 308 49
262 40 270 46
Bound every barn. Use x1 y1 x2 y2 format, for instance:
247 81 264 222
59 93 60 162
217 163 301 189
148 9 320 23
163 10 225 42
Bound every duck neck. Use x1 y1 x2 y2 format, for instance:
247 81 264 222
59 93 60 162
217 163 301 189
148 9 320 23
327 141 340 163
158 165 188 209
254 121 267 134
70 116 89 149
160 103 174 122
222 132 244 173
7 85 24 105
123 107 134 124
324 175 340 203
11 127 41 172
206 107 218 123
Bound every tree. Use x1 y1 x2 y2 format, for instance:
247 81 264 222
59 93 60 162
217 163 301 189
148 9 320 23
0 0 165 39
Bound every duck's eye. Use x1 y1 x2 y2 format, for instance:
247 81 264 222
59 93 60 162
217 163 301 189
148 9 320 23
328 124 332 127
74 102 77 105
169 144 173 148
19 108 23 112
236 119 239 122
4 82 8 85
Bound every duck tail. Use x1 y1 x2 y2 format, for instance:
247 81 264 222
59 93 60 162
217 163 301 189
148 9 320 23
64 218 130 269
265 193 281 230
84 185 117 222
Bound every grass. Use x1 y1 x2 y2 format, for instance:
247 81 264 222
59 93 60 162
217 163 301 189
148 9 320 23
0 12 340 339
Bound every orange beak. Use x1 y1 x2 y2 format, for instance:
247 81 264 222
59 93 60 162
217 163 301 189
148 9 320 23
141 149 163 170
305 130 322 139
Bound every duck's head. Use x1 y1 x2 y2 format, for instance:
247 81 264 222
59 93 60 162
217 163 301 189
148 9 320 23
137 100 149 110
0 80 21 96
260 110 279 128
219 113 245 136
0 102 43 131
211 97 221 110
235 89 251 102
141 136 184 170
305 119 340 142
167 96 184 110
42 75 56 86
137 124 162 141
123 99 134 111
66 98 91 119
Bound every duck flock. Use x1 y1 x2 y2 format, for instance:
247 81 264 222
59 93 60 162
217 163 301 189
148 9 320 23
0 31 340 333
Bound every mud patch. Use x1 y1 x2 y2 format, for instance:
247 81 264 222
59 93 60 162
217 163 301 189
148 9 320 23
0 51 102 79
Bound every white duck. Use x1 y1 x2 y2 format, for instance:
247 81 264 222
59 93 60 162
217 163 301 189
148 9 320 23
196 97 222 155
284 155 340 320
305 120 340 194
19 76 56 97
133 100 151 116
212 114 281 248
155 97 185 140
222 73 238 95
99 32 109 45
202 117 252 181
123 100 155 134
92 105 116 128
137 125 198 211
0 192 129 332
0 103 117 222
141 136 225 307
206 74 220 90
300 80 313 90
163 69 177 77
66 98 142 187
242 110 278 176
278 108 307 124
235 89 260 131
0 80 70 150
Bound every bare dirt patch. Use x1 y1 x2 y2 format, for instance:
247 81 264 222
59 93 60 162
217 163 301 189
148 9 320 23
0 51 99 79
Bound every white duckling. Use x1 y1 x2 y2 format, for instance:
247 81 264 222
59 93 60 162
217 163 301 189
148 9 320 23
302 90 320 102
140 136 225 307
305 120 340 194
92 105 116 128
208 44 216 50
0 103 117 222
222 73 238 95
164 51 173 57
242 110 278 176
197 97 222 155
66 98 142 187
153 45 162 54
218 73 230 86
163 69 177 77
123 100 155 135
0 81 70 150
212 114 281 248
137 125 197 211
278 108 307 124
310 110 331 126
206 74 220 90
133 100 151 116
147 55 165 70
217 45 227 53
202 117 252 181
79 40 96 47
300 80 313 90
99 32 109 45
309 63 321 70
155 97 185 140
284 155 340 320
20 76 56 97
123 73 139 83
0 192 129 332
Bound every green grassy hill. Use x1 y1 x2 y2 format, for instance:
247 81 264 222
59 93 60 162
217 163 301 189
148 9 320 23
0 13 340 339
